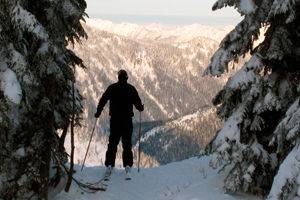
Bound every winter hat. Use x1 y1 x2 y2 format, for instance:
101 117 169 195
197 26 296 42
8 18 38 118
118 69 128 81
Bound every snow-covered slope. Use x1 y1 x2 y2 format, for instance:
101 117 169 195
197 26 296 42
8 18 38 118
131 106 222 165
58 121 260 200
85 18 231 43
53 156 261 200
137 106 217 145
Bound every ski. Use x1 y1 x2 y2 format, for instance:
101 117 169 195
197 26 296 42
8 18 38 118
103 170 112 181
103 166 113 181
125 171 131 180
102 166 134 181
125 166 132 180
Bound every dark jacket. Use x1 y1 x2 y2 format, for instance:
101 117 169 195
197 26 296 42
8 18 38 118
97 80 144 118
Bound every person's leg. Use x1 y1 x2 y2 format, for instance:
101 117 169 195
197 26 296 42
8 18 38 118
121 118 133 167
105 118 121 167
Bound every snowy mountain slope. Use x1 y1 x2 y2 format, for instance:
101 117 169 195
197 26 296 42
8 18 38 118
84 18 231 43
131 106 223 165
71 19 225 140
136 106 218 145
53 156 262 200
68 19 233 169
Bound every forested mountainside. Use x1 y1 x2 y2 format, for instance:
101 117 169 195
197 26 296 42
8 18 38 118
132 106 223 166
70 19 230 141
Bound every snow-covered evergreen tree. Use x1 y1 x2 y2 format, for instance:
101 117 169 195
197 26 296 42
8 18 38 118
0 0 87 199
201 0 300 198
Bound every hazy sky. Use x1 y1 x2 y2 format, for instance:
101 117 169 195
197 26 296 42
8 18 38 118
85 0 242 27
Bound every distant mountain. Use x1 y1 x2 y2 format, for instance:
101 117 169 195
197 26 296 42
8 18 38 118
85 18 231 43
71 19 230 139
69 18 230 166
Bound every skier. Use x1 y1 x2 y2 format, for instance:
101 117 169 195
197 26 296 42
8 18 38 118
94 69 144 179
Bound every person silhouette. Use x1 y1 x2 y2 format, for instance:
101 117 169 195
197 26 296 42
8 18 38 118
95 70 144 176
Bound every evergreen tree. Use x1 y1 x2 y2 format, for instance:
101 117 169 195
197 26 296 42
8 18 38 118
201 0 300 198
0 0 87 199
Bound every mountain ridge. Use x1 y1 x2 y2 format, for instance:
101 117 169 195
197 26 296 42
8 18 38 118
84 18 233 43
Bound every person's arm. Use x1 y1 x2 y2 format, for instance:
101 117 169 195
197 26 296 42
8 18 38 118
95 87 111 118
133 87 144 112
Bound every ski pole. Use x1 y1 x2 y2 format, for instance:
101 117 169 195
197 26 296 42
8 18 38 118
81 118 98 171
138 112 142 173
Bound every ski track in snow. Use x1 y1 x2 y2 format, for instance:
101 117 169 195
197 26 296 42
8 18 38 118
53 156 261 200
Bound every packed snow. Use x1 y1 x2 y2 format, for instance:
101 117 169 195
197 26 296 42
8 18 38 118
54 157 262 200
54 135 262 200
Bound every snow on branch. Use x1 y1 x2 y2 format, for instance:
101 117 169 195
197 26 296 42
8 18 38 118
264 26 293 60
11 2 48 41
0 67 22 104
62 0 81 17
208 103 246 167
267 0 299 23
253 88 281 115
267 144 300 200
213 0 257 15
204 16 262 78
203 48 234 77
226 53 263 91
270 98 300 151
7 44 37 85
208 53 262 119
237 0 258 15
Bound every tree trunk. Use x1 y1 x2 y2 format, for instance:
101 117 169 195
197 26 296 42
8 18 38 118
59 123 70 154
0 123 3 173
65 80 75 192
0 112 9 174
38 78 55 200
38 115 53 200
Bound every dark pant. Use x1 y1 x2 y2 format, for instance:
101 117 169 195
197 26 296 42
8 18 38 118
105 117 133 167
